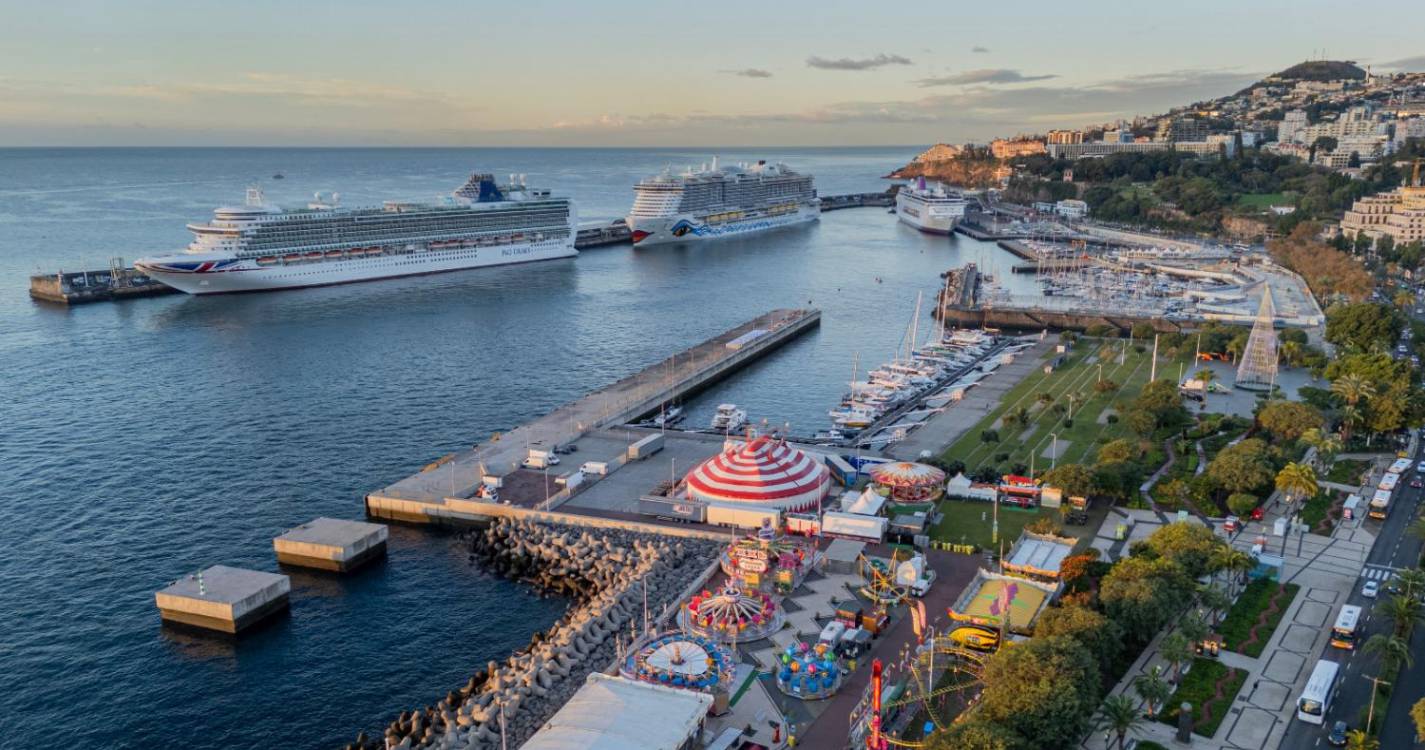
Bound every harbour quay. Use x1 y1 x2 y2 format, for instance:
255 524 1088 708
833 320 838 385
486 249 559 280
366 308 821 522
273 517 388 572
153 565 290 635
29 264 178 305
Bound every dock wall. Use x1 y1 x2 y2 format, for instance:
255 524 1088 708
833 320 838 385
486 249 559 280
940 305 1190 334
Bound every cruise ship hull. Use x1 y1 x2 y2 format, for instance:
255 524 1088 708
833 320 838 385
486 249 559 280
628 204 819 246
137 239 575 295
895 194 960 234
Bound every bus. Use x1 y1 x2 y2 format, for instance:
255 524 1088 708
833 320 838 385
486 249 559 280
1390 458 1413 475
1370 488 1393 520
1296 659 1341 724
1330 605 1362 650
1379 472 1400 492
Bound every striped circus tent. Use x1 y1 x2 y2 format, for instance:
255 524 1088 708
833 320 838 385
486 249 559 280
685 435 832 512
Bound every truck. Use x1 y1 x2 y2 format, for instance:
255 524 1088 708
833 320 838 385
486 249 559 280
522 446 559 470
1370 488 1392 520
784 512 821 536
637 495 707 523
580 461 610 476
821 511 888 542
705 503 779 529
894 555 937 597
823 454 857 487
627 433 664 460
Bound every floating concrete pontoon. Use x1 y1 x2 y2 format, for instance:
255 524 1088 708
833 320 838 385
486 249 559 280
273 517 388 572
154 565 290 634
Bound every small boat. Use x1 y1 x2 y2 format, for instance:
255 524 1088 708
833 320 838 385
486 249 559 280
652 405 684 428
282 253 301 264
303 251 323 261
710 403 747 432
256 256 279 267
272 173 285 180
325 250 345 259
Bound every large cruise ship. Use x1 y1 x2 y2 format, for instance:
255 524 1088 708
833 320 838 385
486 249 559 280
895 177 967 234
625 158 819 245
135 174 577 294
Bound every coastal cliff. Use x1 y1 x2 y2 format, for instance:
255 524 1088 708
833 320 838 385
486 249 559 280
887 144 1009 189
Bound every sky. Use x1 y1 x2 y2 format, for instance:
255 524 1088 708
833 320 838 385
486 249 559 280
2 0 1423 147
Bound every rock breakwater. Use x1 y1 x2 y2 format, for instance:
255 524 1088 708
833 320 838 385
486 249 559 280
347 518 722 750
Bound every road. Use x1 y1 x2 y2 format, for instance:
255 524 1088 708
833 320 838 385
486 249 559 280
1277 445 1425 748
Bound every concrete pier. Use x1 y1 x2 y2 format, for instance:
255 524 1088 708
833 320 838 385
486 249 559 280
29 265 178 305
154 565 290 634
274 517 388 572
367 308 820 522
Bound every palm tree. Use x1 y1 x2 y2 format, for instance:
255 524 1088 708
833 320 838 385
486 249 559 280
1364 633 1415 673
1180 612 1210 646
1394 568 1425 602
1226 549 1254 596
1377 594 1425 640
1194 368 1216 389
1346 728 1381 750
1096 694 1144 750
1340 404 1364 445
1134 667 1172 719
1332 375 1376 443
1409 517 1425 546
1280 340 1304 367
1275 462 1318 535
1198 585 1233 626
1160 632 1192 682
1300 428 1342 470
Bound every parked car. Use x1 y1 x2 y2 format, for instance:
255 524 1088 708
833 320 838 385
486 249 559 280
1327 720 1348 747
1411 477 1422 489
1362 580 1380 599
1250 506 1265 521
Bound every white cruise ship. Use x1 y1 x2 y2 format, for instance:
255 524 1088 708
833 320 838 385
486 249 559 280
135 174 576 295
895 178 967 234
626 158 819 246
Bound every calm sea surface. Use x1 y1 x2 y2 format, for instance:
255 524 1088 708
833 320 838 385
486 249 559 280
0 147 1036 748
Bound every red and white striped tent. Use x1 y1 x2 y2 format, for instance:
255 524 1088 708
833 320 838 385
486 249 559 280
685 435 832 512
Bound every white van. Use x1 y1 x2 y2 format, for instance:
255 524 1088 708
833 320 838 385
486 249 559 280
819 620 847 646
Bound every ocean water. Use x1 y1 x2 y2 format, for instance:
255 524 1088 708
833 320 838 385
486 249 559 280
0 147 1035 748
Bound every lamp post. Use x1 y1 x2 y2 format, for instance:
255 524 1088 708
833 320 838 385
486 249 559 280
1097 363 1104 383
1049 432 1059 470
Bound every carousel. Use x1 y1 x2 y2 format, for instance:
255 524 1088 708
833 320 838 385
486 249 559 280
774 640 845 701
720 519 816 593
684 434 832 512
621 630 737 702
868 461 946 504
679 580 784 643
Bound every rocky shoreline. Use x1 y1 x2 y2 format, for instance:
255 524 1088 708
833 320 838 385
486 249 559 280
346 518 722 750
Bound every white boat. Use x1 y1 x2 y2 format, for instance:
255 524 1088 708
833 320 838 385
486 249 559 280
135 175 577 294
626 157 819 246
651 405 684 428
896 177 968 234
710 403 747 432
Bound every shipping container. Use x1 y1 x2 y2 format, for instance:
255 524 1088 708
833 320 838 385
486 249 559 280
824 454 857 486
637 495 707 523
628 433 664 460
706 503 779 529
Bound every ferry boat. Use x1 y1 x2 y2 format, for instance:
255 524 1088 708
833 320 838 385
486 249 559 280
135 174 577 294
895 178 967 234
626 158 819 246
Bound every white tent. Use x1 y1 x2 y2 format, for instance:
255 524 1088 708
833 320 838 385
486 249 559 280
842 487 887 516
521 673 713 750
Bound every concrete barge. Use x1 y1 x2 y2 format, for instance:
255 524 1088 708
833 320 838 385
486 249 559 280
154 565 290 634
273 517 388 572
367 308 821 524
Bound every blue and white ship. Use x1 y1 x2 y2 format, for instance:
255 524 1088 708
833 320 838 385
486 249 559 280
135 174 576 295
625 158 819 246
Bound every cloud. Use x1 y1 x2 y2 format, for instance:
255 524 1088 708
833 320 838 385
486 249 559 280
971 46 990 53
1379 55 1425 71
806 53 912 71
915 68 1057 87
722 68 774 78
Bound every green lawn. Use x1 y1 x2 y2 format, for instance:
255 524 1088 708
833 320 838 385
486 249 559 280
1159 658 1248 738
1325 458 1370 485
940 341 1198 474
1300 491 1336 533
1220 579 1301 657
1237 192 1289 209
929 498 1051 550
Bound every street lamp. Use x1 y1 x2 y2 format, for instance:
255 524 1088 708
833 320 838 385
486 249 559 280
1049 432 1059 469
1097 363 1104 383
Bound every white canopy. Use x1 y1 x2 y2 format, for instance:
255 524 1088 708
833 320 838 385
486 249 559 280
843 487 887 516
521 673 712 750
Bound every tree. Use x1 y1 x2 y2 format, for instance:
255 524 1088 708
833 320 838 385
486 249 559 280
1276 461 1318 500
1227 492 1260 518
1193 368 1216 387
1207 438 1275 494
1411 697 1425 745
1300 428 1342 469
1042 463 1095 498
1097 438 1138 465
1093 460 1144 502
1096 694 1144 750
1376 594 1424 640
1393 568 1425 602
1345 729 1380 750
1036 603 1123 682
1198 585 1232 625
1124 407 1158 438
1059 552 1101 588
1217 547 1254 596
1325 303 1402 352
1363 632 1414 673
978 635 1101 750
1135 379 1190 431
927 719 1021 750
1143 521 1226 579
1159 632 1193 682
1257 400 1325 442
1134 666 1172 718
1101 557 1195 643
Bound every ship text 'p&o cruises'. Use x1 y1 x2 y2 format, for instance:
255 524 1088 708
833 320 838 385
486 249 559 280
135 173 577 294
625 157 819 246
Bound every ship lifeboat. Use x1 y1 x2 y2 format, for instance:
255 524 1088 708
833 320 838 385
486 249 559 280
282 253 302 264
326 250 345 259
256 256 279 267
304 251 323 261
365 247 384 256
